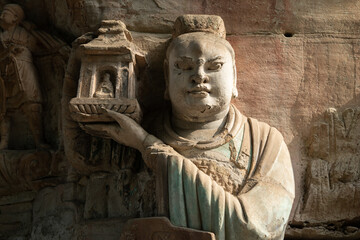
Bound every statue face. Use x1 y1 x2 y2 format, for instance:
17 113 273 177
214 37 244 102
167 33 235 121
0 10 17 29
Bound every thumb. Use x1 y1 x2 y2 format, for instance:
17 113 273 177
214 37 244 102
101 107 128 126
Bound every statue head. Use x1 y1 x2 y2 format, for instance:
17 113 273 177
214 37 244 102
0 4 24 30
164 15 238 122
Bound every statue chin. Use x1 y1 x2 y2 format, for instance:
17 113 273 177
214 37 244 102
172 103 228 123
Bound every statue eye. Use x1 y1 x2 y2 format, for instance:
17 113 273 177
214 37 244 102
207 62 224 71
175 61 193 70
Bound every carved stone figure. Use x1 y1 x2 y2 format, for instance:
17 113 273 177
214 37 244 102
94 72 114 98
83 15 295 240
0 4 47 149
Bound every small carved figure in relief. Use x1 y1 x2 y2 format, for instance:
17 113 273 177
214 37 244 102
94 72 114 98
297 107 360 224
84 15 295 240
0 4 48 149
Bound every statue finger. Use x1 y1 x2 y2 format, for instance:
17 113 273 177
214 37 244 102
101 107 122 118
101 107 129 126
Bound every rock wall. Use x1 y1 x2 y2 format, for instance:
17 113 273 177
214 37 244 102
0 0 359 239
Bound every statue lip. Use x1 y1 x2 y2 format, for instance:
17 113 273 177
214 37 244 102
187 85 210 96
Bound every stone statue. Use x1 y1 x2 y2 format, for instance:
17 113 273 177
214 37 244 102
84 15 295 240
0 4 47 149
94 72 114 98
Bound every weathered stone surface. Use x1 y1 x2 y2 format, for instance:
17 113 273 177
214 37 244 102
31 185 81 240
0 150 67 195
120 217 215 240
84 170 155 220
76 218 128 240
287 106 360 239
0 0 359 239
293 38 357 128
0 202 32 239
8 0 357 38
83 16 295 240
287 226 360 240
229 35 303 138
131 32 170 113
0 191 35 239
0 4 69 150
0 191 36 205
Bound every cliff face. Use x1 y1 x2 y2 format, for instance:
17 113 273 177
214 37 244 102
0 1 359 239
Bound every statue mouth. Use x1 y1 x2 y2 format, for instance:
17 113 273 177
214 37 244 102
188 91 209 97
187 85 210 97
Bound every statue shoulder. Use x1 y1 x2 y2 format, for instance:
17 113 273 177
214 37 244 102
245 117 288 179
247 117 295 197
247 117 284 143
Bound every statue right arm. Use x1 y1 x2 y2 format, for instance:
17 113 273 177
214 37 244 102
83 109 294 240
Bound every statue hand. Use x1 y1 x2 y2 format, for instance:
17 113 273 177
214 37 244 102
81 108 148 154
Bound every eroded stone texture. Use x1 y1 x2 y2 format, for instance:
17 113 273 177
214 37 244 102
0 150 67 195
84 171 155 220
0 192 34 239
120 217 215 240
79 15 295 240
0 4 64 150
0 1 359 240
31 185 82 240
18 0 356 38
289 106 360 239
76 218 127 240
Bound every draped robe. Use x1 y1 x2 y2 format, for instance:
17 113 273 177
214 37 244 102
143 105 295 240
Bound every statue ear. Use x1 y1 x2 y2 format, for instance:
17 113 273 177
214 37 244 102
232 62 238 98
232 87 238 98
163 59 170 100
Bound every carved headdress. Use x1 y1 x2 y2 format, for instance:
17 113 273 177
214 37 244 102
169 15 233 58
172 14 226 38
3 4 24 23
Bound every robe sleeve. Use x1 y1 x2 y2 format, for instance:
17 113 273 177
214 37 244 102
142 128 295 240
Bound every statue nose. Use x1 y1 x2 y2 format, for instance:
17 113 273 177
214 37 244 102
190 69 209 84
